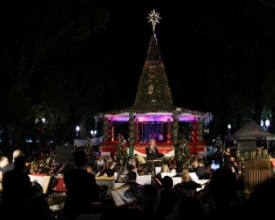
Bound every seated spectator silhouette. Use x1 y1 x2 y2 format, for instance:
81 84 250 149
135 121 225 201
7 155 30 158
122 171 142 199
63 150 100 220
195 158 210 179
15 196 50 220
2 149 25 174
0 156 8 173
171 196 209 220
157 176 179 218
248 178 275 218
0 156 8 187
174 171 201 197
137 184 164 220
104 161 115 177
208 168 241 220
1 156 33 218
100 206 138 220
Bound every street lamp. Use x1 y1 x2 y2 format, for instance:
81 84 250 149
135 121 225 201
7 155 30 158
265 119 271 151
42 118 46 123
265 119 270 127
76 126 80 137
265 119 270 128
90 130 97 137
227 124 231 129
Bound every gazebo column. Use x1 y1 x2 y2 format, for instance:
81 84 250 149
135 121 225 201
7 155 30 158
102 116 109 142
191 120 198 142
135 118 140 144
108 120 113 142
172 113 179 146
197 117 203 142
128 112 135 157
111 125 115 141
166 118 172 144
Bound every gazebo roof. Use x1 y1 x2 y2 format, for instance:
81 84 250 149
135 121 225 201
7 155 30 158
102 103 208 122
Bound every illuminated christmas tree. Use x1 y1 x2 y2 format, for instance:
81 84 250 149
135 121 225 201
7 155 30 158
177 135 191 169
133 10 172 106
116 134 127 162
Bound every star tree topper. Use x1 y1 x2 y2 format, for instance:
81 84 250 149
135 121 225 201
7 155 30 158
147 9 161 32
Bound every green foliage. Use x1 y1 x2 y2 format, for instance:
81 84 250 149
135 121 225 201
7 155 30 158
0 0 110 90
28 104 68 133
0 0 110 148
116 135 127 163
177 144 192 167
134 34 173 105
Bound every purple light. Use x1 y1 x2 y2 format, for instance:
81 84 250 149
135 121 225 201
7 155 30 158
105 113 197 122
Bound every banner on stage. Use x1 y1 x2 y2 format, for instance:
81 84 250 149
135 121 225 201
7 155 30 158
134 148 175 157
74 137 103 147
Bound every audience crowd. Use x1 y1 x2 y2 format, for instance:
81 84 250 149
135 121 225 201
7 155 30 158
0 146 273 220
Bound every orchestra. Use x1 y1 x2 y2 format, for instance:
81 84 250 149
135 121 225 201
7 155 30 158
2 139 270 219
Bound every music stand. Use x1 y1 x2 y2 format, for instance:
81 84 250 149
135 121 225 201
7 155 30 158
146 160 162 176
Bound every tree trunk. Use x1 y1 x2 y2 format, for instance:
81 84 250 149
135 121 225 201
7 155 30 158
13 121 23 150
80 119 86 139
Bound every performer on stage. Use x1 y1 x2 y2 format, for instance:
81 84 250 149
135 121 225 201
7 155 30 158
145 139 164 160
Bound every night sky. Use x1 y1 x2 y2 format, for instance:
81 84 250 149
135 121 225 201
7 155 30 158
98 1 219 112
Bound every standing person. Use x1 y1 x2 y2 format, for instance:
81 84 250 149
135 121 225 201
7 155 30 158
168 156 177 172
223 147 231 170
1 156 33 219
63 150 100 220
145 139 164 161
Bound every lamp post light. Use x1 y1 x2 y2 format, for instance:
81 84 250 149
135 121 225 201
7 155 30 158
76 126 80 137
265 119 270 151
261 120 264 127
265 119 270 128
265 119 270 132
227 124 231 135
90 130 97 138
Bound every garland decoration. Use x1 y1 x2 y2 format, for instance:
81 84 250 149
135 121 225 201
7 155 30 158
172 113 179 146
197 118 203 142
166 118 172 144
128 112 135 156
135 119 140 144
191 121 198 142
103 117 109 142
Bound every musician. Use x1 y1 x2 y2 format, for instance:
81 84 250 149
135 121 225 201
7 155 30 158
122 171 142 199
168 156 177 171
63 150 99 220
194 158 210 179
134 154 146 168
223 147 231 170
86 165 94 174
146 139 164 161
174 171 202 197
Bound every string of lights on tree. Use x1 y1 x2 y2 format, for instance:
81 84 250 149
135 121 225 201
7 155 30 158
133 34 173 106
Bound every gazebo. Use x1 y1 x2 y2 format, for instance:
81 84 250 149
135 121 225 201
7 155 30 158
97 10 212 157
